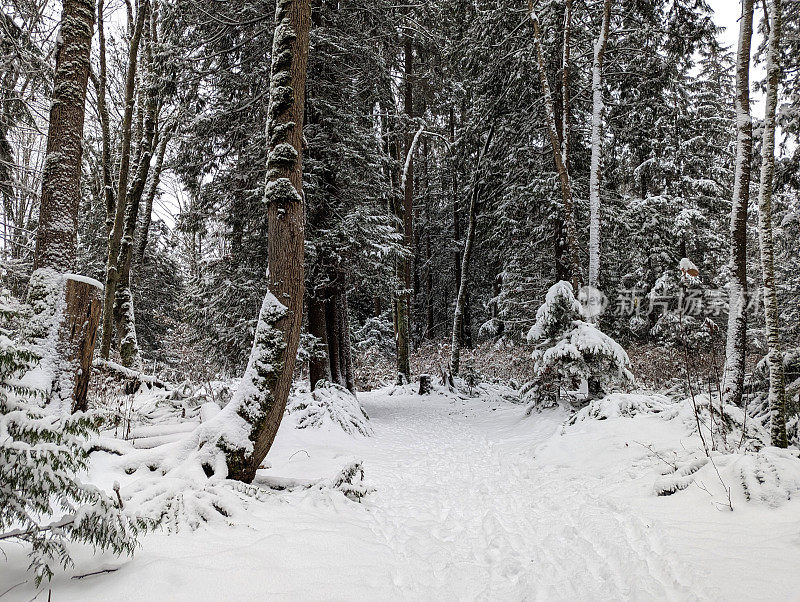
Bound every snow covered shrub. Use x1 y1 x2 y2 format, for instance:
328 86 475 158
286 381 373 436
0 294 149 584
567 393 671 424
525 281 633 408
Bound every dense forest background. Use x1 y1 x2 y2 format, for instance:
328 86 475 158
2 0 799 388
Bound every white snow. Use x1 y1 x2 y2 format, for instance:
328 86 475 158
62 273 104 290
3 387 800 600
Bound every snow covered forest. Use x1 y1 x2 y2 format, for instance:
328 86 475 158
2 0 800 598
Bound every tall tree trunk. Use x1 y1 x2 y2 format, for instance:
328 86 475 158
135 121 174 267
722 0 753 408
96 0 115 235
99 0 148 359
423 137 434 339
338 280 355 393
450 125 494 376
529 4 581 291
29 0 97 414
224 0 311 482
757 0 787 447
33 0 95 271
450 106 461 334
560 0 571 168
394 30 414 382
588 0 612 289
307 293 330 389
113 17 159 367
326 290 343 386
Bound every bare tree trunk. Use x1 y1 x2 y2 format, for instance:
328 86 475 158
63 277 103 412
29 0 97 413
560 0 571 168
113 16 160 367
756 0 787 447
339 280 355 393
99 0 148 359
307 293 331 389
224 0 311 482
394 30 415 382
96 0 115 235
326 290 343 385
450 125 494 375
722 0 753 408
588 0 612 289
450 106 461 336
135 120 174 267
529 3 581 291
423 137 434 339
33 0 95 271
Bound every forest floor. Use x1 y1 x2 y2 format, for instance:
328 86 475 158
4 384 800 601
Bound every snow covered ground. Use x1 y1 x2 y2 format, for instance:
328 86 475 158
3 385 800 601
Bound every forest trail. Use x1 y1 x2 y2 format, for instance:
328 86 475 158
355 390 702 601
15 387 794 601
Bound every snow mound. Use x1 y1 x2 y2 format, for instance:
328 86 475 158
736 449 800 506
569 393 671 423
659 394 769 449
286 381 373 436
653 448 800 508
654 457 709 496
123 459 373 532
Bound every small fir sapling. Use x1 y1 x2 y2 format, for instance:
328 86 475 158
649 258 711 351
0 293 149 585
525 281 633 407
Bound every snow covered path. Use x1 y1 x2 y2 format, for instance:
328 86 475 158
354 392 699 601
4 387 800 600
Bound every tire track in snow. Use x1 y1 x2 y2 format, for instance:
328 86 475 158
358 392 707 601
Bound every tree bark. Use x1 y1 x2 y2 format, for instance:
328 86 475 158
338 282 355 393
308 293 331 389
450 125 494 376
224 0 311 482
588 0 612 289
529 4 581 291
99 0 148 359
326 290 343 386
722 0 753 408
33 0 95 272
756 0 787 447
393 29 415 381
96 0 115 235
135 120 174 267
113 18 160 367
63 277 103 412
28 0 97 414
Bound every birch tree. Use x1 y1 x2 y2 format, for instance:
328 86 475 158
587 0 612 290
757 0 788 447
722 0 753 408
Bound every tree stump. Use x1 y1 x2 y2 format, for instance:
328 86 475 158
418 374 432 395
29 270 103 413
61 276 103 412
